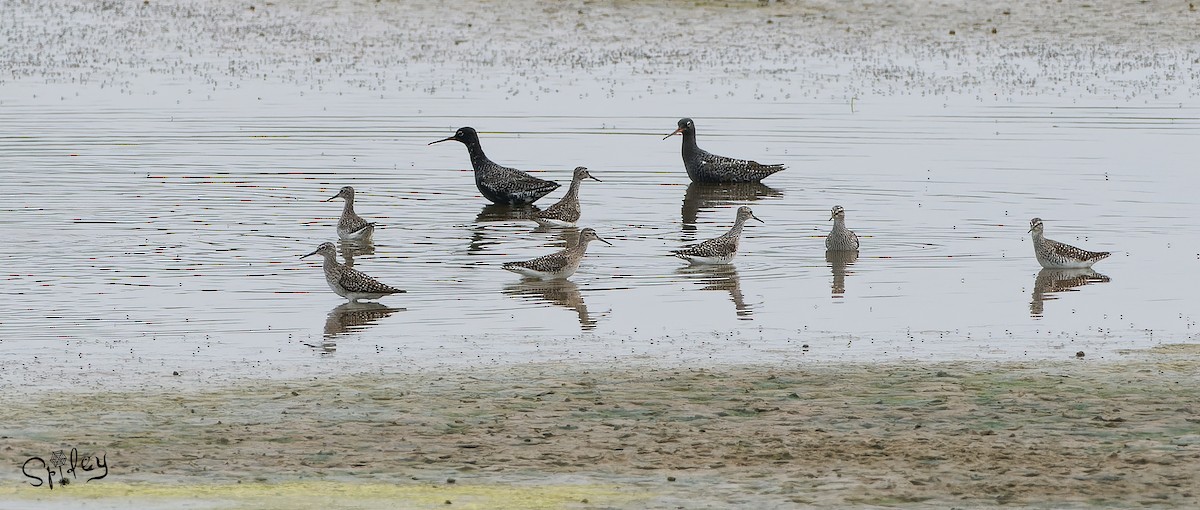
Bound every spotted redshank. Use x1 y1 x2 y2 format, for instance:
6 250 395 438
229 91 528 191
663 118 785 183
429 127 560 205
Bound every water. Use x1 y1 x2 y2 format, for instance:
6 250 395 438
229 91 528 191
2 0 1199 388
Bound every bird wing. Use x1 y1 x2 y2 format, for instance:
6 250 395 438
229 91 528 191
506 249 571 272
1049 241 1109 262
491 165 561 195
338 268 403 294
675 235 735 258
696 149 786 181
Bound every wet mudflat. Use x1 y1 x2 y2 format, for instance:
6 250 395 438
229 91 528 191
2 347 1199 508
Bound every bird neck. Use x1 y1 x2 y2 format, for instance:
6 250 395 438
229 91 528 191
321 251 341 268
727 218 748 237
832 216 847 229
680 129 699 154
563 176 584 198
341 196 356 215
463 140 492 171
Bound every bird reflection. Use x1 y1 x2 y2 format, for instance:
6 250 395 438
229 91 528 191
322 301 403 339
825 250 859 297
681 182 783 232
475 203 539 223
468 204 541 254
532 223 580 248
1030 268 1110 317
337 239 374 268
676 265 752 319
503 279 597 331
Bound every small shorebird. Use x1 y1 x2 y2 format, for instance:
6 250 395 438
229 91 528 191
502 228 611 280
1028 217 1111 269
429 127 560 205
325 186 375 241
825 205 860 252
532 166 601 226
301 242 405 301
663 118 785 183
672 206 763 264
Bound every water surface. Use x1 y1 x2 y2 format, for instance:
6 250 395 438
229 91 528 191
2 0 1198 388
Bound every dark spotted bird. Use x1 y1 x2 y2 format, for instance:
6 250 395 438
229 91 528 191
532 166 602 226
325 186 375 241
663 118 785 183
1028 218 1111 269
301 242 405 301
672 206 763 264
502 228 611 280
429 127 560 205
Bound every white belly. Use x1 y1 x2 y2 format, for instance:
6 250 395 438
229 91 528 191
677 253 735 265
504 266 575 280
533 217 576 227
338 224 374 241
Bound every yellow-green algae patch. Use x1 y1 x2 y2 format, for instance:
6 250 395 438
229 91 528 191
0 481 642 510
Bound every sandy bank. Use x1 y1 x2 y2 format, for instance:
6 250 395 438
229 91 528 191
3 347 1199 508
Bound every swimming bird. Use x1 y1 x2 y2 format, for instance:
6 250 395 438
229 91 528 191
825 205 860 251
502 228 611 280
663 118 785 183
1028 217 1111 269
429 127 560 205
325 186 375 241
301 242 406 301
532 166 601 226
672 206 763 264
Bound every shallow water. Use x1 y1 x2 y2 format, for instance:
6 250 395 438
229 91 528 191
2 0 1199 388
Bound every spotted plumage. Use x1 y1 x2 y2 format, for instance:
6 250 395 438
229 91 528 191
663 118 785 183
429 127 560 205
502 228 611 280
532 166 601 226
673 206 763 264
301 242 405 301
825 205 860 252
325 186 375 241
1029 218 1110 269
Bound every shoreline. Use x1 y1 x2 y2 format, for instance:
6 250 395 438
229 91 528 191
3 347 1198 508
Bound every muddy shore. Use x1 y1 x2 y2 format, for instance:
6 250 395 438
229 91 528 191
3 346 1198 508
